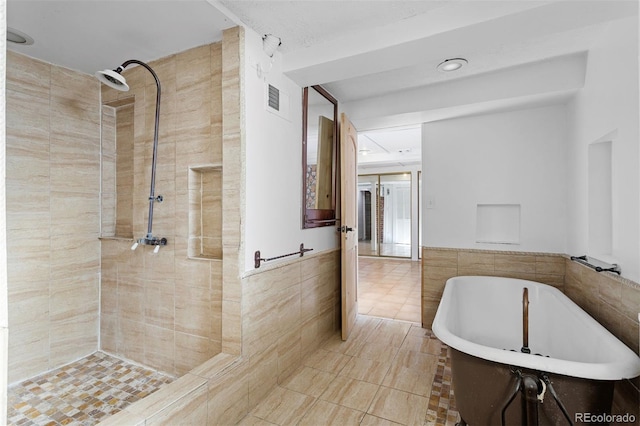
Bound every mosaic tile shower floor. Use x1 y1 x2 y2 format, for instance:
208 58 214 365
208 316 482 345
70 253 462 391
7 351 175 426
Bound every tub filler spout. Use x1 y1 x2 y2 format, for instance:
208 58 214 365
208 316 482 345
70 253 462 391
521 287 530 354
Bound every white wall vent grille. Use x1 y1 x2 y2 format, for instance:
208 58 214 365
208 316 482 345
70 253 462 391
264 83 290 121
268 84 280 111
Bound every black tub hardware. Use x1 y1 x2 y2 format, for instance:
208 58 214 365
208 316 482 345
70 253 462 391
570 255 621 275
541 373 574 425
499 368 523 426
499 368 574 426
254 243 313 268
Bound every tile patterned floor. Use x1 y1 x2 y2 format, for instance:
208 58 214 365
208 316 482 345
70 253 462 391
358 257 422 323
7 351 175 426
239 315 459 426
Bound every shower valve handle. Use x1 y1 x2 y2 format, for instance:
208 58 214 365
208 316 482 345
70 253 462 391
151 195 163 203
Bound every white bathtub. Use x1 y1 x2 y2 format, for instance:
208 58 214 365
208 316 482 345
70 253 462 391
432 275 640 380
433 276 640 425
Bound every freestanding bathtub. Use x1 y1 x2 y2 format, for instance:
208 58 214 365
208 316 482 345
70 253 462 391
432 276 640 426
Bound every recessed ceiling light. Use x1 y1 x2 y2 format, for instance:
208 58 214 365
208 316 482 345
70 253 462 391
7 27 34 45
437 58 467 72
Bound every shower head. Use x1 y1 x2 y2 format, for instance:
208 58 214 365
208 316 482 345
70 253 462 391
95 68 129 91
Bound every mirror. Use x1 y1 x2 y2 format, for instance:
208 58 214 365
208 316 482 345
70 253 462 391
302 85 338 228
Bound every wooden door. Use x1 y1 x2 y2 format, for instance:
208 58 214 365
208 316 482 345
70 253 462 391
340 113 358 340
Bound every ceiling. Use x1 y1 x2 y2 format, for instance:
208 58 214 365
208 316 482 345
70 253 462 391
6 1 638 169
217 0 636 168
6 1 236 77
357 126 422 169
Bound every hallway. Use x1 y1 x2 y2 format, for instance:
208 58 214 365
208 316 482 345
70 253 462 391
357 257 422 323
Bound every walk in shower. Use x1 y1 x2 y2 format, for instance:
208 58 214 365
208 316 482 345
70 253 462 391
6 39 226 424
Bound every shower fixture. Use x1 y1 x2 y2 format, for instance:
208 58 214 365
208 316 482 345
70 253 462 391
96 60 167 252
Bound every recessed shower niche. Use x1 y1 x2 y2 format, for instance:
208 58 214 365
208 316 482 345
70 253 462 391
100 96 135 239
188 165 223 259
476 203 521 245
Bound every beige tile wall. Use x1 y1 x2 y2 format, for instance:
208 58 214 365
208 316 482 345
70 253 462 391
188 166 222 259
99 248 341 425
99 42 225 377
221 25 244 356
564 259 640 355
97 27 342 425
100 98 135 239
421 247 566 329
421 246 640 355
6 51 101 384
241 250 341 409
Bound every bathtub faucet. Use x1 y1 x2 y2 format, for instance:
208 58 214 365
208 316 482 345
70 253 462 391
521 287 530 354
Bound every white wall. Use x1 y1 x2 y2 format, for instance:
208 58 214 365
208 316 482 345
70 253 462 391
422 105 567 253
566 16 639 282
243 28 339 273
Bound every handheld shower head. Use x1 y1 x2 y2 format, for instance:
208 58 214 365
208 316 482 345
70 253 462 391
95 68 129 91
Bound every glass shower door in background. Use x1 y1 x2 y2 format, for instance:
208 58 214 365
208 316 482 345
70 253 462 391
357 175 379 256
357 173 412 258
418 171 422 259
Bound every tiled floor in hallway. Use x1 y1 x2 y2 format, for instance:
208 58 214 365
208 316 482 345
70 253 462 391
239 315 459 426
358 257 422 323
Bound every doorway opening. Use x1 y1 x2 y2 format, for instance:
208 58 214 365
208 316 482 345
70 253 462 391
355 127 422 324
356 172 421 323
357 173 412 258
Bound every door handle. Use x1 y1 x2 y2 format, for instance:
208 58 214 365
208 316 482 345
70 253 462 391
337 226 354 233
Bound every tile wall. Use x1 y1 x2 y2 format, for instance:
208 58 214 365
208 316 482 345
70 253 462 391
240 250 342 409
99 41 224 377
220 25 243 356
97 249 341 425
95 29 342 424
421 246 639 353
6 51 101 383
564 259 639 355
421 247 566 328
7 42 229 382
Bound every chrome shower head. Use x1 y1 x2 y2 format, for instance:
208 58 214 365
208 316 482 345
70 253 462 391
95 67 129 91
